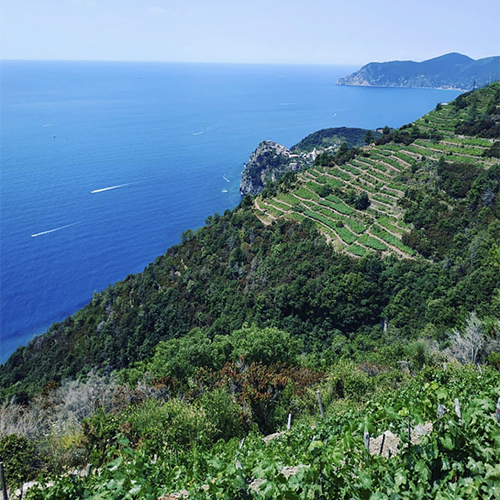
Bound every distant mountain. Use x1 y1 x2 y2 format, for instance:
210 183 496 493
337 53 499 91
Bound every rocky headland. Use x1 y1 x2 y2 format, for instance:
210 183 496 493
240 127 373 196
337 52 499 91
240 141 319 196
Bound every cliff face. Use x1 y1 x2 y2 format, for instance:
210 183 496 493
337 53 500 91
240 127 375 197
240 141 317 196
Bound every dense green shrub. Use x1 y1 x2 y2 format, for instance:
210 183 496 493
327 360 372 402
83 398 219 463
0 434 39 489
201 388 244 442
82 409 121 465
487 351 500 370
125 399 216 452
231 325 303 366
146 329 230 382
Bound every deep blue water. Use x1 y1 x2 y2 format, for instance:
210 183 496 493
0 61 462 362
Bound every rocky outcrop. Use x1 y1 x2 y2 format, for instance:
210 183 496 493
337 53 500 91
240 141 318 197
239 127 377 197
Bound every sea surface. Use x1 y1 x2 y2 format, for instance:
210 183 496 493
0 61 462 362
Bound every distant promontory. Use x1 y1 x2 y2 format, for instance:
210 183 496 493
240 127 375 196
337 53 499 91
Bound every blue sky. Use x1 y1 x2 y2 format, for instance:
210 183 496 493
1 0 499 64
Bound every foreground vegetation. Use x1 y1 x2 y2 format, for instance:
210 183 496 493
2 353 499 498
1 83 500 498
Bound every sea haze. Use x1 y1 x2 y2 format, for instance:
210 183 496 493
0 61 462 362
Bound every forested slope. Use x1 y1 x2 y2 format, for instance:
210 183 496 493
1 83 500 500
1 83 500 400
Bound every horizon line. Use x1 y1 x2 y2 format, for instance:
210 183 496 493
0 58 364 67
1 52 498 67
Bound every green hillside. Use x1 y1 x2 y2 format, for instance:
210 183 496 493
254 83 500 260
1 83 499 396
336 52 500 90
1 84 500 499
290 126 378 153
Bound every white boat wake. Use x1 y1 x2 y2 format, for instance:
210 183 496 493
223 176 230 183
90 183 131 194
31 222 79 238
192 131 205 136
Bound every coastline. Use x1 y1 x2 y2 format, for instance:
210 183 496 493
336 81 469 92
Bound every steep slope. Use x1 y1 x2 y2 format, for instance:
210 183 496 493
240 141 315 197
337 53 500 90
253 83 500 260
1 84 499 398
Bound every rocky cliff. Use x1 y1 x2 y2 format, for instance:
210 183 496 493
240 141 317 196
337 53 499 91
240 127 376 197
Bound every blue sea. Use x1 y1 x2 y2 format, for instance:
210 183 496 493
0 61 462 362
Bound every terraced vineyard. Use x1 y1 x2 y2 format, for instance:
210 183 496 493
253 83 500 259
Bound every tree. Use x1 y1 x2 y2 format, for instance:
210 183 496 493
338 142 349 155
181 229 194 243
364 130 374 144
232 324 303 366
148 329 224 382
354 192 370 210
446 312 485 365
317 185 332 198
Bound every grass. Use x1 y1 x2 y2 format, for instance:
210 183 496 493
295 187 319 201
358 234 388 251
277 193 301 206
331 168 351 181
264 205 284 218
393 152 415 165
347 244 368 257
355 158 388 174
379 144 403 152
342 164 362 176
377 217 406 235
350 159 369 170
286 212 305 223
371 225 414 255
342 217 367 234
372 194 396 206
334 226 358 244
400 145 427 156
414 140 484 156
304 209 358 244
268 199 291 211
324 196 354 215
313 205 339 220
378 157 404 171
362 168 394 183
442 136 493 147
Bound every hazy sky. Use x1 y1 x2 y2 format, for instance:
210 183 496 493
1 0 499 65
